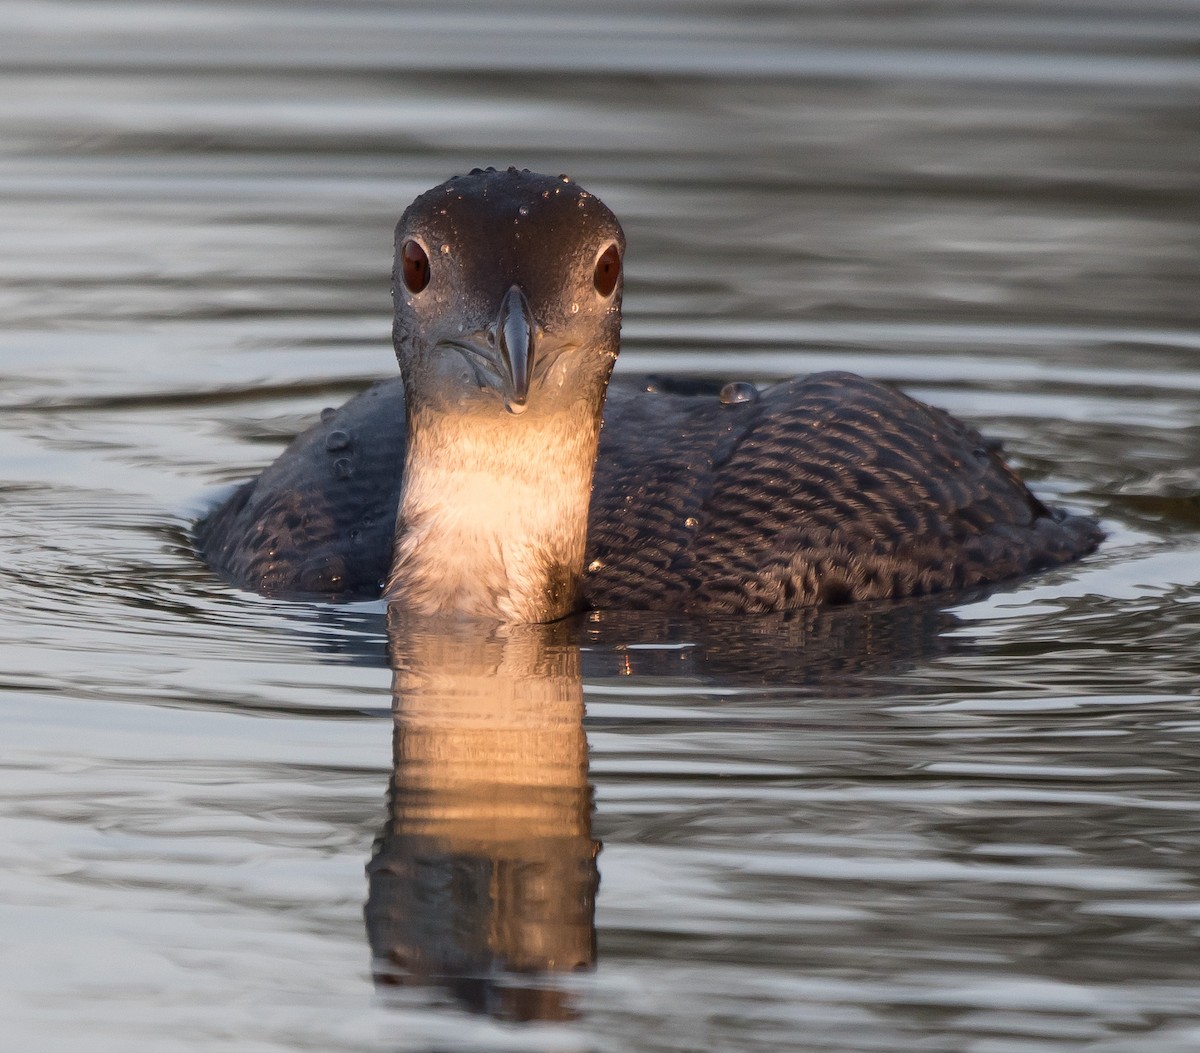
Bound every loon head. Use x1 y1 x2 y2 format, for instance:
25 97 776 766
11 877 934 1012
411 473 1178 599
385 168 625 622
391 167 625 421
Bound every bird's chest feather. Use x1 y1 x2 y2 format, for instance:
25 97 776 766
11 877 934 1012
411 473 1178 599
387 410 597 621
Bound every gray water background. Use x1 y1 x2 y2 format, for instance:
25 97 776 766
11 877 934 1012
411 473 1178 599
2 1 1200 1050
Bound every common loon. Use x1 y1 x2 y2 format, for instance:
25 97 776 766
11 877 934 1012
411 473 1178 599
198 167 1102 622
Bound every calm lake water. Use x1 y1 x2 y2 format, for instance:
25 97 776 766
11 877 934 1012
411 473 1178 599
3 2 1200 1050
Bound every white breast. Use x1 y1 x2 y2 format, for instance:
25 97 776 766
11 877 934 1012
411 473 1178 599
385 402 599 621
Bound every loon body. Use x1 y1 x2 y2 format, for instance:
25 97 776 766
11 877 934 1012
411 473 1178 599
198 168 1101 621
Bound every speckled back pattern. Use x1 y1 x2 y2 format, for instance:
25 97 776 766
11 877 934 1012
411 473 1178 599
198 372 1101 611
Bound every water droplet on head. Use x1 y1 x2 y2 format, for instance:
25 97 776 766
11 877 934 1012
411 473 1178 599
685 516 699 528
440 243 450 254
518 205 529 216
570 302 579 314
587 559 604 573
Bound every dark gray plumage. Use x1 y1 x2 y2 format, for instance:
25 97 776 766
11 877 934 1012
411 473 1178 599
196 168 1101 616
198 370 1101 611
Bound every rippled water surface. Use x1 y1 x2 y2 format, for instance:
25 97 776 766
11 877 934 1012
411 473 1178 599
3 2 1200 1050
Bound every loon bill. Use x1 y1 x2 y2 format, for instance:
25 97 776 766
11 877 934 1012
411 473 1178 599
197 167 1102 622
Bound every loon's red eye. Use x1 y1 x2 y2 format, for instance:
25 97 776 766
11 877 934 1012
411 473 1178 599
593 243 621 297
400 239 431 293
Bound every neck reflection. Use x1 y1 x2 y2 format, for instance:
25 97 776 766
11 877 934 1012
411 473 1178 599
366 608 598 1022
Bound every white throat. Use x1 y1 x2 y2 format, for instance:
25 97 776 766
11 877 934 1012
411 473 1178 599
384 401 601 622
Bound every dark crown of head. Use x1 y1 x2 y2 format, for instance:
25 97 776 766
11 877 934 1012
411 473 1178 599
458 165 572 183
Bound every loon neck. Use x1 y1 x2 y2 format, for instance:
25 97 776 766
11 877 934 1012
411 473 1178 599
384 400 602 622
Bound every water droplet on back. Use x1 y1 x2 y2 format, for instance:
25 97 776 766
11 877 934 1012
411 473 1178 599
720 381 759 405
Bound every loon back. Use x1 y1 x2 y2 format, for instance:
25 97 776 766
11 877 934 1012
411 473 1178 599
198 369 1101 612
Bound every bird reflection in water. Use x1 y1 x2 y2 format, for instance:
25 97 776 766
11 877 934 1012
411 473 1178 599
365 608 598 1021
362 589 971 1022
